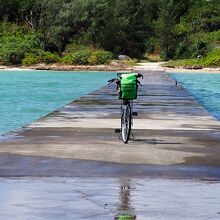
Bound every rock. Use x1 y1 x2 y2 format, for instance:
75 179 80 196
184 65 202 69
110 61 121 67
118 55 127 60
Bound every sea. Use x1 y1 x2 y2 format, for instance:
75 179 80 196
0 70 115 135
170 72 220 121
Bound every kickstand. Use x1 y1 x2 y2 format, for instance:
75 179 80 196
115 129 122 140
130 131 135 141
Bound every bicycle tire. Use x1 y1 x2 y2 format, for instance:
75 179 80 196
121 102 132 144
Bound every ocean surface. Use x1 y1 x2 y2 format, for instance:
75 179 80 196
170 72 220 120
0 70 115 135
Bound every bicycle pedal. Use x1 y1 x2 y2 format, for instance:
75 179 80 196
115 129 121 133
133 112 138 116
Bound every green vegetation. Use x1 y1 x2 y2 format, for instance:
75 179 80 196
22 50 60 66
164 48 220 68
69 50 91 65
88 51 113 65
0 0 219 67
60 49 113 65
203 48 220 67
0 24 39 65
163 59 202 68
22 53 40 66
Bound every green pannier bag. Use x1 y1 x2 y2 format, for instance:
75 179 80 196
120 73 138 100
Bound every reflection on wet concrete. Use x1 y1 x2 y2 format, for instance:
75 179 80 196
115 179 136 220
0 177 220 220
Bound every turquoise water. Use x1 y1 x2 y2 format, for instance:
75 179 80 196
170 72 220 120
0 70 115 135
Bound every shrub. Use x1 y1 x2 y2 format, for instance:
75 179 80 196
163 48 220 68
205 30 220 46
41 51 60 64
60 54 73 64
71 50 91 65
65 42 87 53
0 25 40 65
174 31 220 59
202 48 220 67
0 46 24 65
0 40 36 65
22 53 40 66
60 50 91 65
163 59 202 68
22 50 60 66
146 53 161 62
88 50 113 65
189 39 208 58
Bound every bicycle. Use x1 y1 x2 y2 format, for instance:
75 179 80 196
108 73 143 144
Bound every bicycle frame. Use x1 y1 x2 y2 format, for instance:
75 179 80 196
121 100 134 125
108 73 143 143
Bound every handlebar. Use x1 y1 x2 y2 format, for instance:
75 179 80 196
108 78 117 84
108 73 143 86
108 78 120 85
137 73 143 79
108 78 115 83
117 72 143 79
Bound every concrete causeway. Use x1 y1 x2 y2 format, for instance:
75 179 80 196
1 63 220 220
0 63 220 179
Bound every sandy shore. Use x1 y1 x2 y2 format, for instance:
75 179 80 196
134 62 220 73
1 63 220 73
0 63 134 72
164 67 220 73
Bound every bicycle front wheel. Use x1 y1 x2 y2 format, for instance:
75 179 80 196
121 102 132 144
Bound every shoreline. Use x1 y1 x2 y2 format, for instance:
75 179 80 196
164 66 220 74
1 63 220 73
0 63 134 72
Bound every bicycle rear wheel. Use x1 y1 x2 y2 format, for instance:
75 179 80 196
121 102 132 144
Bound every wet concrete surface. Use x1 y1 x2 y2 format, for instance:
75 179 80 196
1 177 220 220
1 153 220 180
1 63 220 219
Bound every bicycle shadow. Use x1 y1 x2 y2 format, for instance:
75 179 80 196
131 138 182 145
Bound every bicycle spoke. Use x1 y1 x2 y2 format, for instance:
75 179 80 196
121 102 131 144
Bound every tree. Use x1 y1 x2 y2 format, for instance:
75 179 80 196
105 0 154 58
46 0 154 57
156 0 177 59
